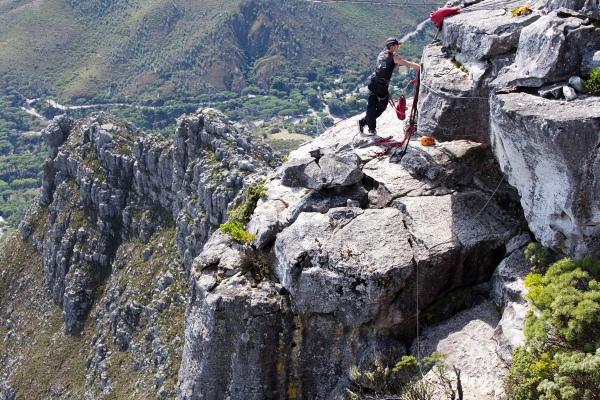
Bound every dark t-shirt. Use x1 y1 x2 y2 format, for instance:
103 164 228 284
375 50 396 82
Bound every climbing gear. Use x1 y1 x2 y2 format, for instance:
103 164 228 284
373 73 420 158
511 4 532 16
430 7 460 28
389 95 406 120
420 136 436 146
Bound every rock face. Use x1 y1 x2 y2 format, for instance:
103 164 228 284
419 1 600 259
490 91 600 258
179 108 522 398
22 110 280 333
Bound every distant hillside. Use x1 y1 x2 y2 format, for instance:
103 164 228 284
0 0 438 102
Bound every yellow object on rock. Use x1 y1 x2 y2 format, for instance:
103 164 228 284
511 5 532 17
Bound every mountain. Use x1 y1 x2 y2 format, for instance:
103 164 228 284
1 0 599 399
0 0 436 102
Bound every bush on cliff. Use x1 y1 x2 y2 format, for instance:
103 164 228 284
585 68 600 95
504 256 600 400
219 182 267 242
347 352 462 400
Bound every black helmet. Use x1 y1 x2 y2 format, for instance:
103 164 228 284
385 37 400 47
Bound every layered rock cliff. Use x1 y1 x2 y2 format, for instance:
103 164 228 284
418 0 600 259
2 0 599 398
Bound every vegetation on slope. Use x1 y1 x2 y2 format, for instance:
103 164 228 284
504 248 600 400
0 207 187 398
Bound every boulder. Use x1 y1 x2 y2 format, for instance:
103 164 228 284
417 44 491 143
490 91 600 258
362 140 492 201
280 157 324 189
490 249 531 308
493 302 527 365
505 12 600 84
273 207 414 327
411 301 507 399
582 50 600 77
563 85 577 100
569 76 586 92
441 7 539 62
280 144 362 190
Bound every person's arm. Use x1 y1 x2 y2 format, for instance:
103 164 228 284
394 55 420 70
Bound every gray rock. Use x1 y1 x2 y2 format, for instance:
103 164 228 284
490 91 600 258
511 12 600 83
411 301 507 399
494 302 527 365
441 7 539 62
280 144 362 190
505 233 531 256
142 248 153 261
581 50 600 77
273 208 414 327
1 270 6 280
531 0 600 19
417 45 491 143
569 76 586 92
280 157 324 189
563 85 577 100
157 272 174 291
538 82 567 98
362 140 492 201
490 250 532 308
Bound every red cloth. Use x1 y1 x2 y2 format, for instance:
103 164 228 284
395 96 406 120
430 7 460 28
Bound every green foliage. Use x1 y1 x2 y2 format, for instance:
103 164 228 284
219 181 267 242
525 257 600 347
524 242 550 271
347 352 461 400
505 255 600 400
451 57 469 74
585 68 600 95
220 219 255 242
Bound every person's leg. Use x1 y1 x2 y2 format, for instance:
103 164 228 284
375 92 389 119
365 93 378 131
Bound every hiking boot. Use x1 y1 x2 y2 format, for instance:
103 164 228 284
357 120 365 134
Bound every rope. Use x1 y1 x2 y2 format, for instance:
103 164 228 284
427 174 505 252
412 173 505 367
420 82 489 100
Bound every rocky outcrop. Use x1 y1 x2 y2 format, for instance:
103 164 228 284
411 300 507 399
490 91 600 258
179 108 523 398
418 1 600 258
22 110 280 333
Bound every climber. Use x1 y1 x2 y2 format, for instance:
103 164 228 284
358 37 420 136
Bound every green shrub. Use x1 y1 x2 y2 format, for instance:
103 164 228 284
220 219 254 242
219 182 267 242
585 68 600 95
505 255 600 400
